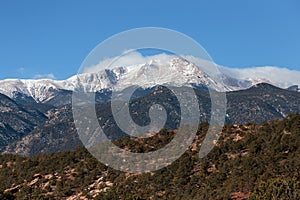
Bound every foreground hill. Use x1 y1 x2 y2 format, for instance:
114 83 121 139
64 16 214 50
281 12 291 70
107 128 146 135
0 114 300 199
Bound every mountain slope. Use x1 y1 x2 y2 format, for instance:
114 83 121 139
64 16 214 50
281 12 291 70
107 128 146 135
0 94 47 152
3 83 300 156
4 106 82 156
1 114 300 199
226 83 300 124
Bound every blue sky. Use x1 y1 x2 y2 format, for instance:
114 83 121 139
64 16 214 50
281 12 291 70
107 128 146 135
0 0 299 80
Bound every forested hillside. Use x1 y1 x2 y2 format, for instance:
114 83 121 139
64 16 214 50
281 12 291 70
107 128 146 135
0 113 300 199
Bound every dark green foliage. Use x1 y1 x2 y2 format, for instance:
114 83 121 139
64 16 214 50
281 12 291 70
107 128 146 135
249 177 300 200
0 192 15 200
0 114 300 199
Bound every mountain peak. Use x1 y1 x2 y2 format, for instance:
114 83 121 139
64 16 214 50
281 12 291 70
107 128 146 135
0 57 299 102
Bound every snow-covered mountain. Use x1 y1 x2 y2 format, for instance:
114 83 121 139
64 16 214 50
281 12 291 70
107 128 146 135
0 79 63 102
0 55 299 102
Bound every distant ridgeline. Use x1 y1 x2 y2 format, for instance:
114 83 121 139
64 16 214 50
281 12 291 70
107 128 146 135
287 85 299 92
0 82 299 156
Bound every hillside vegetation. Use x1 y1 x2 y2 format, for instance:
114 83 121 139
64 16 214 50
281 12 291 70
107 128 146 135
0 113 300 199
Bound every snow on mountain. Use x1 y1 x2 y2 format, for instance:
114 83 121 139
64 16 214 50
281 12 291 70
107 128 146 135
0 79 62 102
0 54 299 103
219 66 300 89
0 67 126 102
62 67 126 92
112 56 230 91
